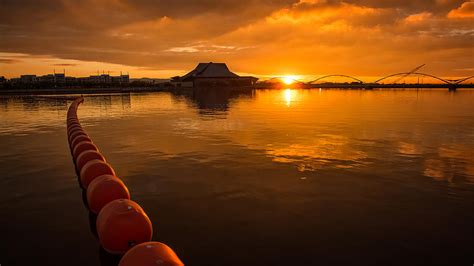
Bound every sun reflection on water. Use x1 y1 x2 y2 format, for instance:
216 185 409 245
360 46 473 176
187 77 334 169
284 88 296 107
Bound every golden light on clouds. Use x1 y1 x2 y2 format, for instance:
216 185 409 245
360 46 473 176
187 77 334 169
448 0 474 18
0 0 473 78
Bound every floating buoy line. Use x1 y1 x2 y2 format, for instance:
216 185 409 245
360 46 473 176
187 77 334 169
67 97 184 266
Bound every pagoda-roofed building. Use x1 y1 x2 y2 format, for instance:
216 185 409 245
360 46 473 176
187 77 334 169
172 62 258 88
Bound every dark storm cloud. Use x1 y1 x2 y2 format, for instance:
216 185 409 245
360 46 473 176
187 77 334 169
0 0 297 29
0 0 297 62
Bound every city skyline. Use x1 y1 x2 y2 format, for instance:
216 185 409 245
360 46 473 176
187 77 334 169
1 0 473 79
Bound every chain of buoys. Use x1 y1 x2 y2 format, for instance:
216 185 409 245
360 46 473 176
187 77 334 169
67 97 184 266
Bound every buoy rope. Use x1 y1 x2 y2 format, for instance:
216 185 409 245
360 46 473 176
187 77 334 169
66 97 184 265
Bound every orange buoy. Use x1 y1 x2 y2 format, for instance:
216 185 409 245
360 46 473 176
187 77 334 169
119 242 184 266
67 123 79 129
67 125 83 132
97 199 153 254
69 130 88 143
67 119 79 125
67 120 80 126
87 175 130 214
76 150 105 173
73 141 98 160
68 129 84 140
68 123 82 131
68 129 84 138
70 135 92 150
67 125 82 135
80 159 115 188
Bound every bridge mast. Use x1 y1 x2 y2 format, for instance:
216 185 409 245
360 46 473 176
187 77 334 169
392 64 426 84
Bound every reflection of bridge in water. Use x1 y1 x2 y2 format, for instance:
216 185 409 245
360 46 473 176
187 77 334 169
264 72 474 91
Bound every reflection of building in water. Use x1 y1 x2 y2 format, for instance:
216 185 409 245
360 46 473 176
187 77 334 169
172 87 254 114
83 94 132 112
87 95 113 109
171 62 258 88
121 93 132 109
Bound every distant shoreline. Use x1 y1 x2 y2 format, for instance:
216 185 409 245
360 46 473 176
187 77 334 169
0 86 170 95
1 85 473 95
0 85 257 95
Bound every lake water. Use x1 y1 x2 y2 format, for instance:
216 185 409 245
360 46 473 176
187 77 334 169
1 89 474 266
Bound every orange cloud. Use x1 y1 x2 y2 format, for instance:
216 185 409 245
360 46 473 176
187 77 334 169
0 0 472 78
448 1 474 18
404 12 434 23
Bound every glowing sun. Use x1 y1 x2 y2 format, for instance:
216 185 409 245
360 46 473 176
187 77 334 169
282 75 298 85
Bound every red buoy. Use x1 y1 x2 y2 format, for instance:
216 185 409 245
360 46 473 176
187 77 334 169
68 125 81 132
76 150 105 172
97 199 153 254
119 242 184 266
67 118 79 123
67 120 79 126
68 125 82 135
68 125 83 134
80 159 115 188
69 130 88 143
73 141 98 160
67 121 78 126
70 135 92 150
87 175 130 214
68 123 84 132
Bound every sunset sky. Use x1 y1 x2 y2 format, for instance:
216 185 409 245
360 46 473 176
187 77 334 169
0 0 473 80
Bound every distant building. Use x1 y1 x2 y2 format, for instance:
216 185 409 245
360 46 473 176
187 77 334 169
113 74 129 83
86 74 109 83
65 76 77 83
54 73 65 83
130 78 167 84
0 76 6 83
38 74 55 83
6 72 130 85
78 73 129 84
172 62 258 88
20 75 37 83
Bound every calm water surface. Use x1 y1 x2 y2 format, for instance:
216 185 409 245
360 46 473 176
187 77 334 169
1 89 474 265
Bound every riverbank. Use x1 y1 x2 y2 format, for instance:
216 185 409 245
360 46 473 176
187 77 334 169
1 84 472 95
0 85 259 95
